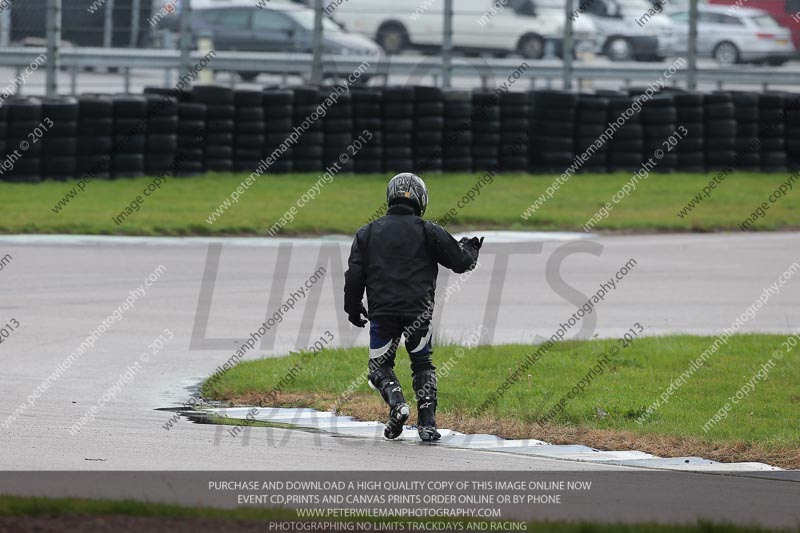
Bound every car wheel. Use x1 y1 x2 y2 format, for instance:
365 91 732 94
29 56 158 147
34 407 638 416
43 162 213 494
518 34 545 60
377 23 408 55
713 41 740 65
605 37 634 62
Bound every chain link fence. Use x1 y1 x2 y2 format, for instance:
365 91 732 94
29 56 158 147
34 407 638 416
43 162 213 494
2 0 800 97
0 0 184 96
1 0 799 185
1 0 157 48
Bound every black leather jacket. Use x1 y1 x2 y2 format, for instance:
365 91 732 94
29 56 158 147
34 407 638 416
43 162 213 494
344 203 480 319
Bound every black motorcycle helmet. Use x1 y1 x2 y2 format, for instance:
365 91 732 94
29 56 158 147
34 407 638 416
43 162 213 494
386 172 428 216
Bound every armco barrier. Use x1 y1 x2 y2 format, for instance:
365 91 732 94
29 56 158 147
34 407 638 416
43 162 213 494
4 47 800 90
1 85 799 183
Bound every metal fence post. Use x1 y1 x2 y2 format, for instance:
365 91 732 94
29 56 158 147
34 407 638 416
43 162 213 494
0 1 11 48
442 0 453 88
562 0 575 90
46 0 62 97
104 0 116 48
130 0 141 47
125 0 142 93
688 0 698 90
162 30 175 87
179 0 193 86
310 0 323 85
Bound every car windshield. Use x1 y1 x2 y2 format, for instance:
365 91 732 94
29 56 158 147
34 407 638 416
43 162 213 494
290 10 343 32
750 14 780 28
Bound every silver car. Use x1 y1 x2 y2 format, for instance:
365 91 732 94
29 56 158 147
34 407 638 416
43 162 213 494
667 5 796 65
573 0 675 61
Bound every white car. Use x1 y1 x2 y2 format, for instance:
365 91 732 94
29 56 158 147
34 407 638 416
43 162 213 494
533 0 675 61
326 0 598 59
668 5 796 65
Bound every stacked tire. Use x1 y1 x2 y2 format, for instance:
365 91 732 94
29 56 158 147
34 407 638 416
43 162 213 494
112 95 147 178
176 101 207 177
641 93 677 172
498 92 529 172
758 93 787 172
785 95 800 170
144 94 179 177
472 91 501 172
441 90 472 173
323 88 355 174
704 92 737 172
233 90 266 173
193 85 235 173
381 87 414 174
351 87 383 174
77 96 113 180
2 99 42 182
672 92 705 173
41 98 79 181
262 89 294 174
413 86 444 174
606 94 644 173
731 92 760 171
574 94 609 174
292 87 323 173
529 90 576 173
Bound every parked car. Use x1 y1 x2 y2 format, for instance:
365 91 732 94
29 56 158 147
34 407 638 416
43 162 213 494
162 1 382 79
708 0 800 52
324 0 598 59
667 5 796 65
533 0 675 61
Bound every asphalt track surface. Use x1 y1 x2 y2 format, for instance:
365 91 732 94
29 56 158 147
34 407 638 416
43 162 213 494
1 232 799 526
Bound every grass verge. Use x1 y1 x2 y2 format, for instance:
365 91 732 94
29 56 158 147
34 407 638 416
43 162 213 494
205 334 800 469
1 172 798 235
0 496 785 532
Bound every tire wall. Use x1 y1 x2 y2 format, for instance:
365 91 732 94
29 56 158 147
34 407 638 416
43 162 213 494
1 86 799 183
